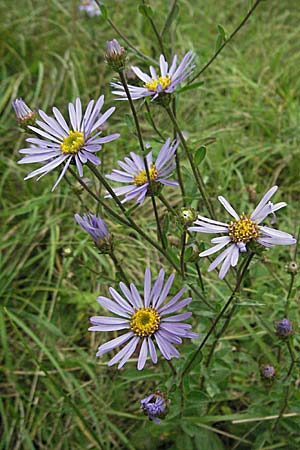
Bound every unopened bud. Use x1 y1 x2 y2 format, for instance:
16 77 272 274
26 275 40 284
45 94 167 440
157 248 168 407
285 261 299 274
179 207 197 226
261 364 276 380
12 98 36 128
105 39 126 71
275 318 293 338
141 391 170 424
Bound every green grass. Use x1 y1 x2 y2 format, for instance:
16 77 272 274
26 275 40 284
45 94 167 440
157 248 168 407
1 0 300 448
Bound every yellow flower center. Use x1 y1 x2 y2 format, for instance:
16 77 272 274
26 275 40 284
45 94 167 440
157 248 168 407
134 165 158 186
144 76 171 92
61 131 84 154
228 214 260 243
130 307 160 337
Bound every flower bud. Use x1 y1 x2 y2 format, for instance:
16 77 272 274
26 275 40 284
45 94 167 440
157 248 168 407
179 207 198 227
261 364 276 380
285 261 299 274
105 39 126 72
12 98 36 128
141 391 170 424
74 213 112 254
275 318 293 338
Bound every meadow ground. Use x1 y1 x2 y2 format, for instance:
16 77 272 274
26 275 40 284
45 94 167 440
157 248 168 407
1 1 300 449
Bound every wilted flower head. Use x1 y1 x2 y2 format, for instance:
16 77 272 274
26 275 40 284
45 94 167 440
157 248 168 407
18 95 119 191
261 364 276 380
111 51 195 101
75 213 112 253
105 138 179 204
141 392 170 424
12 98 36 126
179 207 197 226
189 186 296 279
275 318 293 337
105 39 126 71
78 0 101 16
285 261 299 274
89 267 198 370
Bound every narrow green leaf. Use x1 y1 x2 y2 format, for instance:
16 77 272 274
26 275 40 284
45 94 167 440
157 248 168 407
138 4 153 18
194 146 206 166
99 5 108 19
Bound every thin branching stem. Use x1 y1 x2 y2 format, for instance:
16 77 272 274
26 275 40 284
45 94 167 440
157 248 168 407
160 0 178 39
110 249 130 284
180 252 254 381
118 70 166 248
180 230 187 277
94 1 156 65
188 0 262 84
68 167 180 272
164 105 216 219
141 0 165 56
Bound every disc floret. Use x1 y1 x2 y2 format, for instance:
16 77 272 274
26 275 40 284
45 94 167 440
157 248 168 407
134 165 158 186
144 76 171 92
130 307 160 337
61 131 85 154
228 214 260 243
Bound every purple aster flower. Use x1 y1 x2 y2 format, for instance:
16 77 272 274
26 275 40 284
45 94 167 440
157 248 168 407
12 98 36 125
275 318 293 337
75 213 112 253
141 392 170 424
89 267 198 370
79 0 101 17
18 96 119 191
189 185 296 279
105 39 126 72
111 51 195 101
105 138 179 204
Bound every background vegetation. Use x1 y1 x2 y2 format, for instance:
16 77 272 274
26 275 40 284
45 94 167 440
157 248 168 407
1 0 300 448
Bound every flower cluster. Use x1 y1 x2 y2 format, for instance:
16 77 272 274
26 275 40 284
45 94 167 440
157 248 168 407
13 32 298 427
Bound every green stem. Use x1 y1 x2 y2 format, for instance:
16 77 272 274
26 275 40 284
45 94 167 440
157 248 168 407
284 339 296 382
160 0 178 39
141 0 165 55
285 273 295 315
69 168 180 272
180 252 254 381
94 1 156 65
188 0 262 84
164 105 215 219
159 193 176 216
180 231 187 278
87 161 127 214
118 70 166 248
110 249 129 284
144 101 165 141
195 262 205 292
